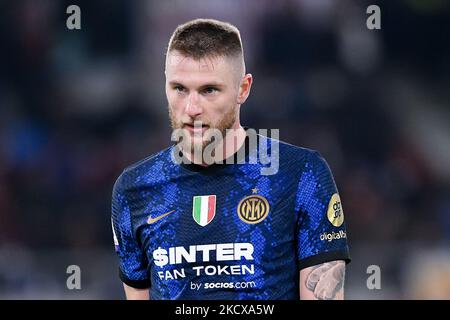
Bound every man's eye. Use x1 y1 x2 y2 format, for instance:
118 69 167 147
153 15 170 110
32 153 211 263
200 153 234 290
174 86 186 93
203 87 218 94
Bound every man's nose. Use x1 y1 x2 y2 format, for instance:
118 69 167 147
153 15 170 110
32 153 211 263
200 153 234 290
185 92 202 118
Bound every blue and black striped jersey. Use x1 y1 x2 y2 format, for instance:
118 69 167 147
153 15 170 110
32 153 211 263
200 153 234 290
111 129 350 299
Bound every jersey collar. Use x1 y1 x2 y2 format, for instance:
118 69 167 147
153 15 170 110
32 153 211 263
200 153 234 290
174 127 255 174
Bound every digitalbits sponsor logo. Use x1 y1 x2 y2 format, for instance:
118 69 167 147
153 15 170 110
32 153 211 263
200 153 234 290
320 230 347 242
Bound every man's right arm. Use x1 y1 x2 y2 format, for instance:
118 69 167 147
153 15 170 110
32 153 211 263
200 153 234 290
123 283 150 300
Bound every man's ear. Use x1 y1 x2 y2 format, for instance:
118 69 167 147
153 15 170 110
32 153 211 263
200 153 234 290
237 74 253 105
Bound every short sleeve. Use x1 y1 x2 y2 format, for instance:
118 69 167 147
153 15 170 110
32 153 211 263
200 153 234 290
111 173 150 289
295 151 351 270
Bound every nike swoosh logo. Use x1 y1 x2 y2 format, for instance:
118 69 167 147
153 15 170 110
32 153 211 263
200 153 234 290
147 210 175 224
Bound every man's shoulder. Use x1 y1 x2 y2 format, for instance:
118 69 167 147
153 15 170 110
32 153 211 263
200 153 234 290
113 145 174 191
123 145 174 174
260 133 325 164
256 134 337 183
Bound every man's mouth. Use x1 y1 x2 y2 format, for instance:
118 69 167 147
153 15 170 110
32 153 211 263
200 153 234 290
183 123 209 134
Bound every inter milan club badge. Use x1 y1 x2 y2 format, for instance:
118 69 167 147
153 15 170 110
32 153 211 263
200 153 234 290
237 188 270 224
192 195 216 227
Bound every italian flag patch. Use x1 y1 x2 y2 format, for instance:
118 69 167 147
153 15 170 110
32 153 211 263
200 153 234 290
192 195 216 226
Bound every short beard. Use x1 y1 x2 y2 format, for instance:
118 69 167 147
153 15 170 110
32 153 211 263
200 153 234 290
168 104 237 155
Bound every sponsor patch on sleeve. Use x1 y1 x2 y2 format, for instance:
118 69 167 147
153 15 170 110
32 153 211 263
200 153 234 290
327 193 344 227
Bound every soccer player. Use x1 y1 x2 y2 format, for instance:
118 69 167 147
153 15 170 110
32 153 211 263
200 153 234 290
111 18 350 300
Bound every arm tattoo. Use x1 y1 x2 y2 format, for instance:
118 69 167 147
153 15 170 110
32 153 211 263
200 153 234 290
305 261 345 300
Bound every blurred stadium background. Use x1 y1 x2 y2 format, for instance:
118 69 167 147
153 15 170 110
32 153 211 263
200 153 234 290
0 0 449 299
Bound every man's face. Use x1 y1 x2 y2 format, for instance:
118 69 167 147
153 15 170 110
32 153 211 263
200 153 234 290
165 51 242 153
